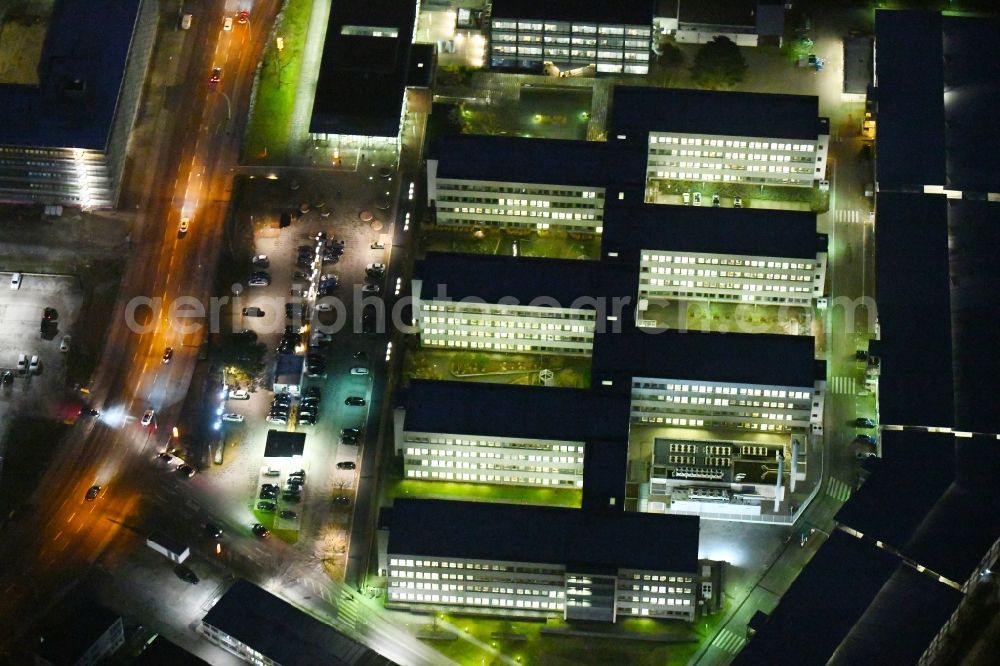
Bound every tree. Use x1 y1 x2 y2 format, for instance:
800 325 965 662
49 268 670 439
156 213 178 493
659 41 685 68
649 41 686 87
212 331 266 382
690 36 747 89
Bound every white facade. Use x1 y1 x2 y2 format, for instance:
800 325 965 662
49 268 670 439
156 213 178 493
638 249 828 306
646 132 829 188
490 18 652 74
386 555 696 622
413 286 597 355
397 427 585 487
631 377 822 433
427 164 606 233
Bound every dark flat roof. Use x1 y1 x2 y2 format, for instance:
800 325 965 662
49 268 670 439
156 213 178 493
843 35 873 95
35 597 120 665
834 430 955 551
404 380 630 442
429 135 645 187
415 252 631 306
264 430 306 458
310 0 418 137
610 86 821 141
0 0 143 150
678 0 757 27
387 499 700 573
939 15 1000 193
601 205 824 261
830 565 962 666
874 10 945 188
733 530 899 666
592 324 819 388
582 435 628 510
135 636 211 666
871 193 953 428
202 580 389 666
490 0 654 24
948 188 1000 437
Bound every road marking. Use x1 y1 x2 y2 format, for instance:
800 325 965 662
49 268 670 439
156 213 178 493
75 521 85 533
67 512 76 523
830 375 858 395
713 627 746 654
827 477 852 502
52 530 62 542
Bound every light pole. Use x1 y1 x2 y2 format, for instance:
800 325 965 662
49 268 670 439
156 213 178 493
275 36 285 88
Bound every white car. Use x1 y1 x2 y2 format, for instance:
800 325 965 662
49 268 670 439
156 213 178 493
141 409 155 426
10 272 22 290
28 355 40 374
366 263 385 274
60 336 71 352
221 413 245 423
223 16 233 31
178 217 190 235
350 367 369 375
16 353 27 374
229 389 251 400
316 302 334 312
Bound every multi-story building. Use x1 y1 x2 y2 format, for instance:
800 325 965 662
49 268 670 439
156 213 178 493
601 205 827 311
426 135 644 233
394 380 630 487
31 596 124 666
654 0 786 48
0 0 158 207
309 0 433 154
488 0 654 75
610 87 830 190
593 324 825 434
380 499 701 622
413 252 633 355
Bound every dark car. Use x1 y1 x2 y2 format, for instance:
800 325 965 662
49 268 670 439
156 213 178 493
177 465 196 478
252 523 269 538
854 434 877 446
341 434 359 445
156 451 173 462
162 347 173 363
337 461 356 470
282 493 301 503
333 496 351 506
205 523 223 539
345 396 366 406
854 417 876 428
43 307 58 321
855 349 869 361
279 510 297 519
85 485 101 501
175 565 199 584
305 387 322 399
257 500 276 512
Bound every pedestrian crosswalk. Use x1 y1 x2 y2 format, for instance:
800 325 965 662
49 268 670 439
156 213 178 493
834 208 864 224
829 375 858 395
713 627 747 655
827 477 852 502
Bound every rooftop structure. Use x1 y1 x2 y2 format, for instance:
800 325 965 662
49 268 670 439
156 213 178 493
263 430 306 458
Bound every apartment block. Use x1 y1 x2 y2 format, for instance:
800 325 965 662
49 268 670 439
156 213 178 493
610 87 830 189
413 253 633 355
426 136 641 233
394 380 629 487
601 205 827 309
380 499 700 622
488 0 654 75
593 325 825 434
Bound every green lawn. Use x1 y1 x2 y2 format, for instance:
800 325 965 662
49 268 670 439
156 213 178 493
387 475 582 509
422 613 703 666
653 178 829 212
420 227 600 261
403 349 591 389
242 0 314 165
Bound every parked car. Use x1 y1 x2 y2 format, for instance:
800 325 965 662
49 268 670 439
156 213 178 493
733 197 743 208
228 389 250 400
252 523 269 538
345 396 366 406
178 217 190 236
257 500 276 512
280 510 297 520
223 16 233 31
242 307 265 317
341 434 359 445
156 452 174 462
252 254 269 267
221 413 244 423
28 355 40 374
337 461 356 470
10 272 22 290
305 387 322 399
333 496 351 506
282 493 300 503
366 263 385 275
693 192 702 206
350 367 369 375
177 465 196 478
362 284 380 294
16 354 27 374
854 417 876 428
266 415 288 424
712 194 721 207
205 523 223 539
141 409 155 426
854 434 877 446
682 192 690 205
59 335 71 352
341 428 361 437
